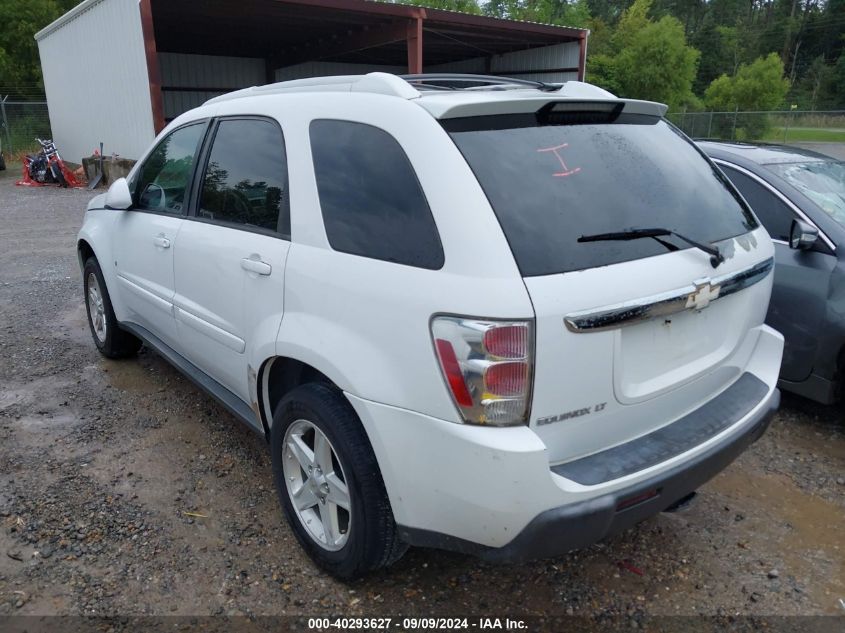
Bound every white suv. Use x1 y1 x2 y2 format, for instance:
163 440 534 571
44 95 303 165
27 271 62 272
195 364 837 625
78 73 783 579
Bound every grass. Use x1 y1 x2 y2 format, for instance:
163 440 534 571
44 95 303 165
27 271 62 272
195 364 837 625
761 126 845 143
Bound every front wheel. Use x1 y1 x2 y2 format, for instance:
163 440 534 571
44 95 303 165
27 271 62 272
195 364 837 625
51 163 67 188
271 383 407 579
83 257 141 358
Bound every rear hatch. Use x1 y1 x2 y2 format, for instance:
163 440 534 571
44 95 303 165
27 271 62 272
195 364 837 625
446 105 773 466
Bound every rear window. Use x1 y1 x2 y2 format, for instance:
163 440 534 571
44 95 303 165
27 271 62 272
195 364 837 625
447 114 757 276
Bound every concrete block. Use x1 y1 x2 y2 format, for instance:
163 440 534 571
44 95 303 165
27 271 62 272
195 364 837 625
82 156 136 187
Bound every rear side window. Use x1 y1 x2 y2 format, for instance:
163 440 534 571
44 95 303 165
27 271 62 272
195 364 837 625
719 164 794 242
447 115 758 276
198 118 290 236
310 120 444 269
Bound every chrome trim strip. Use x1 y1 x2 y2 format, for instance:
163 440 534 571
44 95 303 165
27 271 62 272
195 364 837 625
712 159 835 251
564 258 774 333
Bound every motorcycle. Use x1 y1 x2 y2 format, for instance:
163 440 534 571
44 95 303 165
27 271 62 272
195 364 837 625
17 137 82 188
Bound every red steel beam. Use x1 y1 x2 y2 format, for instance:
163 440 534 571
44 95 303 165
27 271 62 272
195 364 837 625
139 0 165 134
578 33 587 81
407 16 423 73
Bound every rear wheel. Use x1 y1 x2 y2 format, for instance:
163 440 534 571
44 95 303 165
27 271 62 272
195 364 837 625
271 383 407 579
83 257 141 358
0 152 6 171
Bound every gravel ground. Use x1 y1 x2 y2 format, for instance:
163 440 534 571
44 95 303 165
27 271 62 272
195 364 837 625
0 170 843 621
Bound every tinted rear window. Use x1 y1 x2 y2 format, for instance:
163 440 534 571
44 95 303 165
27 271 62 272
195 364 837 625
447 115 757 276
310 120 444 270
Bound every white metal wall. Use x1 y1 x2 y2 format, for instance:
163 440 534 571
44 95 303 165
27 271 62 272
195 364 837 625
429 41 582 84
160 53 266 121
275 61 406 82
273 43 580 84
36 0 155 162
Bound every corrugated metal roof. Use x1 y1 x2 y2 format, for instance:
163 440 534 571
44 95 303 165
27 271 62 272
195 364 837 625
36 0 588 43
368 0 587 33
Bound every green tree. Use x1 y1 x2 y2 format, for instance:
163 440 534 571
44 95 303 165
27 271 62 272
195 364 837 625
704 53 790 139
614 15 700 109
483 1 591 27
589 0 699 109
395 0 481 14
583 52 620 93
0 0 78 98
613 0 652 49
584 0 633 23
704 53 790 111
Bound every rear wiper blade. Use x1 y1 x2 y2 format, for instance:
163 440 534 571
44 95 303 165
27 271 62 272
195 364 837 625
578 228 725 268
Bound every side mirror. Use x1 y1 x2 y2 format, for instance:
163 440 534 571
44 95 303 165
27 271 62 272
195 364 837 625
789 219 818 250
104 177 133 210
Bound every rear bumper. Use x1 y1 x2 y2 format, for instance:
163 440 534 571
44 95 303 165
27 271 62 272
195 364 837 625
399 386 779 562
347 324 783 559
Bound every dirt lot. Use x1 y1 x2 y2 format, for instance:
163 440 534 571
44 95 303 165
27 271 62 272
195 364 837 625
0 170 843 623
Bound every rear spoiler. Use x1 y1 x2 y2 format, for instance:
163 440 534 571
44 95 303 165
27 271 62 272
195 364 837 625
423 82 667 121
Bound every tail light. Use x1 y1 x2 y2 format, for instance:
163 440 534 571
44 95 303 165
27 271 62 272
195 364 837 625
431 316 533 426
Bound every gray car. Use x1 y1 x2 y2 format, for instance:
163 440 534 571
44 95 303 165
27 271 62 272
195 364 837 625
699 141 845 404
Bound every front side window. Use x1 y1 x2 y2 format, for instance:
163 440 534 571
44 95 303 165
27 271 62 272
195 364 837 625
447 115 758 276
719 165 795 242
134 123 205 214
765 160 845 227
198 118 290 236
310 120 444 269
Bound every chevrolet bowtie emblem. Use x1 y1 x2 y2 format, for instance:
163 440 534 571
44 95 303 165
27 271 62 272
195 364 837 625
686 280 721 311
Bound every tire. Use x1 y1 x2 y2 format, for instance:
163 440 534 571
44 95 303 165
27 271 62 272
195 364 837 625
271 383 407 579
83 257 142 358
52 163 67 188
0 153 6 171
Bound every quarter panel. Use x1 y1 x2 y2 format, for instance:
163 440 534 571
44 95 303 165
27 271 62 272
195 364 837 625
278 243 533 424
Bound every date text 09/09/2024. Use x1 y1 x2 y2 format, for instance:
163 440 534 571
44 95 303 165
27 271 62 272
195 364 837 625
308 617 528 630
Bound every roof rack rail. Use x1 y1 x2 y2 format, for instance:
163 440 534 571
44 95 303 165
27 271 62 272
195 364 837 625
205 72 420 105
203 72 588 108
400 73 561 92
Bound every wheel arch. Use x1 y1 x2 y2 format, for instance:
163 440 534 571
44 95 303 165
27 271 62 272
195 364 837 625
77 238 97 269
257 354 341 437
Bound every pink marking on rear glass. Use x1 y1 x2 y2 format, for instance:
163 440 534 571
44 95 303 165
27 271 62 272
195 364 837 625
537 142 582 177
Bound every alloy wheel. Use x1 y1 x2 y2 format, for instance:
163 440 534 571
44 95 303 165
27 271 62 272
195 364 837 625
282 419 351 551
87 272 107 343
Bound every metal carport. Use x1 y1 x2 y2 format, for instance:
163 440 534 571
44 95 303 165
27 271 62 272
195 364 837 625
36 0 587 162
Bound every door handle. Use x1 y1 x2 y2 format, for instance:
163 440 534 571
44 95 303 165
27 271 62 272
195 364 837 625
241 257 272 276
153 235 171 249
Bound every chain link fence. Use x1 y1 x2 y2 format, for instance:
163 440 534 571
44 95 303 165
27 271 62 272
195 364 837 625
0 98 52 165
667 109 845 144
